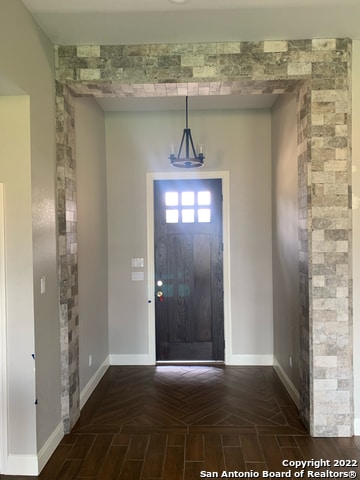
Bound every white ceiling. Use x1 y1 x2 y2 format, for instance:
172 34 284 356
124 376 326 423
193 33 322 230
19 0 360 111
21 0 360 46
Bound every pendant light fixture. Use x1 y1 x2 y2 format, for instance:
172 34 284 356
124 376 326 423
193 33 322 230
169 96 204 168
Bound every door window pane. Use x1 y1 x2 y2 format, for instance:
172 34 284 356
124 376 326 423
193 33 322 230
198 191 211 205
182 209 195 223
165 192 178 206
198 208 211 223
165 188 213 224
166 209 179 223
182 191 194 206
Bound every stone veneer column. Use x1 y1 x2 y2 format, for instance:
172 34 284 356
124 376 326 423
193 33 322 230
55 79 80 433
310 39 353 436
54 39 353 436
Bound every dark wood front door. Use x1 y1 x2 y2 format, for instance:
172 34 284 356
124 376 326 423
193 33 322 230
154 178 224 362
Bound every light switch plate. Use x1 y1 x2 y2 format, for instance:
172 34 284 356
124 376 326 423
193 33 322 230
132 271 144 281
131 258 144 268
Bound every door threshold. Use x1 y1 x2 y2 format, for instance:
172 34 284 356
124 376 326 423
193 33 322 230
156 360 225 366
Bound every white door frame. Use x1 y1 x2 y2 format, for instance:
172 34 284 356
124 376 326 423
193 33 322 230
0 183 8 473
146 170 232 364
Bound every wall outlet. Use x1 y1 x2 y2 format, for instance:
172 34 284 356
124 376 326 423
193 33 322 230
88 354 92 367
40 276 46 294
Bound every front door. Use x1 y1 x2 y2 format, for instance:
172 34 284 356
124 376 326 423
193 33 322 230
154 178 224 361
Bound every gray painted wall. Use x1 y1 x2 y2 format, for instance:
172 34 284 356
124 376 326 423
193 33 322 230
271 94 300 393
75 98 109 395
105 108 274 363
0 96 36 455
0 0 60 460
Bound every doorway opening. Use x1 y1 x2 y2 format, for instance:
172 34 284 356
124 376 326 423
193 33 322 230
147 171 231 366
154 178 224 362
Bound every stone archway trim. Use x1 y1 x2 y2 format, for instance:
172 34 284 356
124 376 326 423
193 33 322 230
55 38 353 437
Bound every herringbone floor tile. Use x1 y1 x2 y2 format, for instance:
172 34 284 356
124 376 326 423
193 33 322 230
1 366 359 479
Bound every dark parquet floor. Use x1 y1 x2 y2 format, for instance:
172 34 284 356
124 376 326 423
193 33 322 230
2 365 359 479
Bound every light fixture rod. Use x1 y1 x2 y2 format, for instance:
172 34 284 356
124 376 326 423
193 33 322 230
184 96 190 159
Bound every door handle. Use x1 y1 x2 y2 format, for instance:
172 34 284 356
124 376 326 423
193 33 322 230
157 291 164 302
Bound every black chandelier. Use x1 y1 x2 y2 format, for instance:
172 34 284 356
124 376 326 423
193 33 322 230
169 96 204 168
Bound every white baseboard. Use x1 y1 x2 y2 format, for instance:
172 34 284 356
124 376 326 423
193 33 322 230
3 454 38 476
2 358 110 476
37 421 64 474
273 357 300 407
110 354 154 365
110 354 273 366
2 421 64 476
227 354 273 366
354 418 360 435
80 356 110 410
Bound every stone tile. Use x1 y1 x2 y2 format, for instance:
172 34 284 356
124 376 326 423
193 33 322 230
264 40 288 52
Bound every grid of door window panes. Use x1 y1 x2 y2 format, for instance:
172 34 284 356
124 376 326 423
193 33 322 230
165 190 211 223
